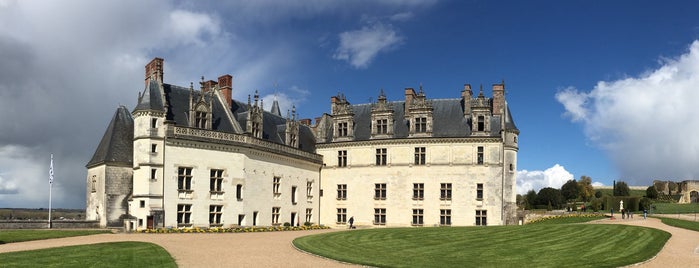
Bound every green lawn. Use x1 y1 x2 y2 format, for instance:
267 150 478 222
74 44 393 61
0 241 176 268
294 225 669 268
651 203 699 214
655 217 699 232
0 230 112 244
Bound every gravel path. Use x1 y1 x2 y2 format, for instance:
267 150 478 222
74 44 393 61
1 217 698 267
589 215 699 267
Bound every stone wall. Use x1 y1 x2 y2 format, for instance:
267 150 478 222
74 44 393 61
0 220 100 229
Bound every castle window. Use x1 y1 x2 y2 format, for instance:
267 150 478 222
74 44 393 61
477 146 484 165
151 144 157 153
509 164 514 171
273 177 281 196
338 122 349 137
477 183 484 200
236 184 243 201
305 208 313 223
413 183 424 200
91 175 96 192
374 183 387 200
414 147 426 165
151 118 157 129
376 119 388 134
514 136 518 143
415 117 427 133
440 209 452 226
272 207 280 225
412 209 424 226
337 184 347 200
338 150 347 167
291 186 297 204
289 133 297 147
476 210 487 226
177 204 192 226
177 167 193 192
375 148 387 166
210 169 224 194
374 208 386 225
209 205 223 226
477 116 485 132
139 200 145 208
440 183 452 201
195 111 208 128
252 122 261 138
307 181 313 198
150 169 157 180
337 208 347 224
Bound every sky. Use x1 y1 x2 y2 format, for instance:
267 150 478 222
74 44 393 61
2 0 699 209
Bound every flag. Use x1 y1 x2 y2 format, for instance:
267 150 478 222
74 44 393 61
49 154 54 184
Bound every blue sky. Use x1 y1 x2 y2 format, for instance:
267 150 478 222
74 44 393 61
2 0 699 208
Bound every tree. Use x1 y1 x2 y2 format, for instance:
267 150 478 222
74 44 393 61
536 187 563 209
594 190 603 198
525 190 537 210
614 181 630 196
561 179 580 201
645 186 658 199
577 176 595 202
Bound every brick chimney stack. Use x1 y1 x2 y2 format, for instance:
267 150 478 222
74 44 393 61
404 87 416 113
492 83 505 116
299 118 312 126
462 84 472 116
218 74 233 108
145 57 164 86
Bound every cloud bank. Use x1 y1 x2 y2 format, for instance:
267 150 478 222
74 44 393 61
556 41 699 184
516 164 575 195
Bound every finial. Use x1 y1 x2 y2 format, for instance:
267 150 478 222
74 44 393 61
292 105 296 120
190 82 194 90
379 88 385 98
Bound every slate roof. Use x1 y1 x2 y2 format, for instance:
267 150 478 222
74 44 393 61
136 83 316 153
134 80 164 111
87 106 134 167
326 98 516 142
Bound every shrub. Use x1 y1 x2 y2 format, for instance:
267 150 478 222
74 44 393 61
283 222 291 227
303 221 312 227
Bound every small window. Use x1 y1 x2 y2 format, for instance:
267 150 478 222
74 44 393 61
376 119 388 134
440 183 452 200
477 146 484 165
375 148 387 166
337 208 347 224
209 205 223 226
337 184 347 200
139 200 145 208
415 117 427 133
414 147 426 165
338 122 349 137
291 186 297 204
151 118 157 128
338 150 347 167
476 210 487 226
177 204 192 226
374 208 386 225
210 169 224 193
236 184 243 200
477 116 485 131
272 207 281 225
177 167 193 191
509 164 514 171
150 169 157 180
305 208 313 224
413 183 424 200
151 144 157 153
273 177 281 195
374 183 387 200
440 209 452 226
138 219 143 227
412 209 424 226
477 183 484 200
513 136 517 143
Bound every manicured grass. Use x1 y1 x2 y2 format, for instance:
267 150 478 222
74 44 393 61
651 203 699 214
0 241 176 268
0 230 112 244
655 217 699 232
294 225 669 268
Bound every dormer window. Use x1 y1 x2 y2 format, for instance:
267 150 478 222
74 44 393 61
376 119 388 134
370 90 394 139
252 122 261 138
415 117 427 133
338 122 349 137
195 111 208 128
477 116 485 132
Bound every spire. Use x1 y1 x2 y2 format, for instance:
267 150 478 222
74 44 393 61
271 97 282 117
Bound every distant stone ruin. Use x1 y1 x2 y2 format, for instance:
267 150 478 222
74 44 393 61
653 180 699 203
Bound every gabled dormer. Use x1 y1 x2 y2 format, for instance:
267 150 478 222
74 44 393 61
470 85 492 136
405 85 433 138
331 94 354 142
371 89 394 139
246 90 264 139
188 78 214 130
285 106 299 148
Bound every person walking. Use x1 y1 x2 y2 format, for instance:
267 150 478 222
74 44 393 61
348 216 354 229
643 209 647 219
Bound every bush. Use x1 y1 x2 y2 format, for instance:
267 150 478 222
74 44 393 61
303 221 312 227
283 222 291 227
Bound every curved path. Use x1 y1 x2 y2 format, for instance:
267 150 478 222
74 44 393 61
1 217 698 267
589 215 699 267
0 229 353 267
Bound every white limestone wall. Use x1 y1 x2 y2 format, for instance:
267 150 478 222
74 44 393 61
318 140 508 228
86 165 106 227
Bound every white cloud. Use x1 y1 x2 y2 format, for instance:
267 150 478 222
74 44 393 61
516 164 574 195
333 22 404 69
390 12 413 21
261 86 311 118
592 182 605 187
557 40 699 184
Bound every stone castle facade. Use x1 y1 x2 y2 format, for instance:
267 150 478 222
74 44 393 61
86 58 519 230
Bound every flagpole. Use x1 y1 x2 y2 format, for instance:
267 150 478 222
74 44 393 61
49 154 53 229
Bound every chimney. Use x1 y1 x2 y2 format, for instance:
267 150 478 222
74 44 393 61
202 80 218 93
462 84 472 116
218 74 233 108
330 96 341 115
404 87 416 112
145 57 164 86
492 83 505 116
299 118 312 126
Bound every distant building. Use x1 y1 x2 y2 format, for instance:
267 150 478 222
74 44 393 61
86 58 519 230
